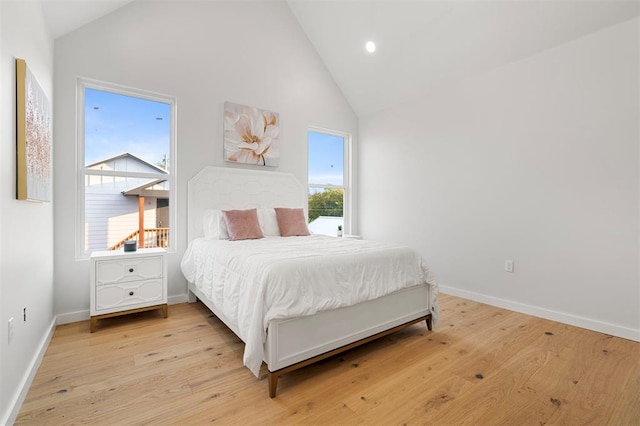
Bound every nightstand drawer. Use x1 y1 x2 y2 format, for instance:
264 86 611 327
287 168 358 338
96 255 163 285
95 279 163 311
90 248 167 332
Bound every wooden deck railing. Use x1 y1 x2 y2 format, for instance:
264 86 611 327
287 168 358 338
110 228 169 250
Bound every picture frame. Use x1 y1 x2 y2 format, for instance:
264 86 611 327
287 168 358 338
16 58 52 202
223 101 280 167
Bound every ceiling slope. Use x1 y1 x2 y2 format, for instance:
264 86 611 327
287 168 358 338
41 0 134 39
39 0 640 117
288 0 640 117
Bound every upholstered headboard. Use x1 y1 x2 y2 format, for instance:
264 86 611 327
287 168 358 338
187 166 307 241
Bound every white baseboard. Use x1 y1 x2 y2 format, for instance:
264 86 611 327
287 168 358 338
2 318 56 426
440 285 640 342
56 309 89 325
169 293 189 305
55 294 189 325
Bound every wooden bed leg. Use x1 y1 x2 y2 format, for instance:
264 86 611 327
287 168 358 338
426 314 433 331
268 372 278 398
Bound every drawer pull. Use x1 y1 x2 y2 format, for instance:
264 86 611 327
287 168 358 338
129 291 134 296
129 268 134 273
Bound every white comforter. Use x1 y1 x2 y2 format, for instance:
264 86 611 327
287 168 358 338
181 235 439 376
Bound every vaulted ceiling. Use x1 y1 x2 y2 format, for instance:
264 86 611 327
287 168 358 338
41 0 134 40
41 0 640 117
288 0 639 116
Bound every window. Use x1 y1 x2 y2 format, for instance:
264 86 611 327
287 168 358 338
307 128 351 236
77 79 176 257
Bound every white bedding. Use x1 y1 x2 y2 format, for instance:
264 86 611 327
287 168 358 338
181 234 439 376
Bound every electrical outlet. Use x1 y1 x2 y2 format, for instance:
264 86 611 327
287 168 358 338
8 317 14 344
505 260 514 273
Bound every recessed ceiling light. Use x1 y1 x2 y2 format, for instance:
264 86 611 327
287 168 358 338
365 41 376 53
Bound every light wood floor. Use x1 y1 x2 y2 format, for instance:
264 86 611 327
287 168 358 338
16 293 639 425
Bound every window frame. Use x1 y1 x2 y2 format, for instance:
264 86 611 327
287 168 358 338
307 126 352 234
76 78 177 259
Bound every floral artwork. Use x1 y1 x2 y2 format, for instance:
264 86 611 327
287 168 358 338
16 59 52 201
224 101 280 167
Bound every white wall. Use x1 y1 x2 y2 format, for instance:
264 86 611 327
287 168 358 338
53 1 358 317
0 1 55 423
359 18 639 340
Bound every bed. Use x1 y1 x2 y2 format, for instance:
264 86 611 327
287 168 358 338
181 166 439 397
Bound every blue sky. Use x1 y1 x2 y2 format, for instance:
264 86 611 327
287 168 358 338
308 131 344 186
84 88 170 167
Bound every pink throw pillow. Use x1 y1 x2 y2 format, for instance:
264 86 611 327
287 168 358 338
222 209 264 241
274 208 310 237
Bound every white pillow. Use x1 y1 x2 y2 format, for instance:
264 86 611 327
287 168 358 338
203 209 229 239
259 207 281 236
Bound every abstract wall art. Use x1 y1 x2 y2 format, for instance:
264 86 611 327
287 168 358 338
16 58 52 202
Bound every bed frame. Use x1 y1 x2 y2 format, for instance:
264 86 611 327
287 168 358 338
186 166 433 397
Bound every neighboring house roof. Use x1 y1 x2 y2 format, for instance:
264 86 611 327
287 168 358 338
122 178 168 198
86 152 168 175
308 216 343 236
87 152 169 198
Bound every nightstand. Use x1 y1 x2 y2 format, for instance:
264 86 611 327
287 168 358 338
89 248 168 332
